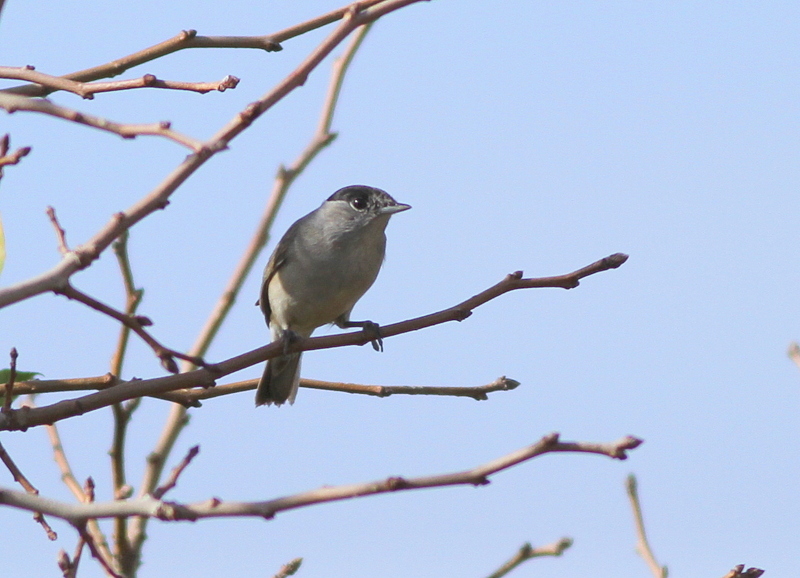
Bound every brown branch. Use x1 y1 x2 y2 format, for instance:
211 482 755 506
126 19 380 568
0 253 627 431
0 93 204 151
0 0 427 312
272 558 303 578
152 445 199 500
109 230 144 564
485 538 573 578
43 414 113 563
54 282 207 374
7 375 518 407
2 347 17 413
0 133 31 177
0 0 398 98
0 437 57 540
0 66 239 98
721 565 765 578
626 474 667 578
0 433 642 523
46 206 70 255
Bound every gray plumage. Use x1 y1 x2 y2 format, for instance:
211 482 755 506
255 185 410 406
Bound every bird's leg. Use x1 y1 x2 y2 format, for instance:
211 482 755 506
338 319 383 352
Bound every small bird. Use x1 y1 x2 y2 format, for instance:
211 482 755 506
255 185 411 406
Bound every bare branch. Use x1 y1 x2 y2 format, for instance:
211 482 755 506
46 206 70 255
127 19 383 566
0 253 628 431
43 415 113 563
485 538 573 578
54 282 208 374
109 231 144 564
0 433 642 523
0 0 397 98
0 93 205 151
273 558 303 578
721 565 765 578
626 474 667 578
0 437 57 540
2 347 17 413
0 66 239 98
0 133 31 178
0 0 427 312
152 445 200 500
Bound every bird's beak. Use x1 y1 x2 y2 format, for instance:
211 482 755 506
380 203 411 215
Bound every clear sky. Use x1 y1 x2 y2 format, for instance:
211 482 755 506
1 1 798 576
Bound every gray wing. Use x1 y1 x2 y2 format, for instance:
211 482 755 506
259 220 301 327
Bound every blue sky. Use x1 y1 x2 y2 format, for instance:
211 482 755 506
1 1 798 576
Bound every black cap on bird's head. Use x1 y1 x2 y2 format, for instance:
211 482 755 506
327 185 411 216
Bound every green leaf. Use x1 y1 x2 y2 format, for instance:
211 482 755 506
0 369 42 383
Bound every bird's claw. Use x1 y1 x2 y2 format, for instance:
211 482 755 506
362 321 383 352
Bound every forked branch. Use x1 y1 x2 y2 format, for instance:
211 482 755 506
0 433 642 523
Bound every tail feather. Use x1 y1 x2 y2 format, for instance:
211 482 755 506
255 352 302 406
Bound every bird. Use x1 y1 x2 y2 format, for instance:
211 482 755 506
255 185 411 406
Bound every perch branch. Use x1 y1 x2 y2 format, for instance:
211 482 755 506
626 474 667 578
0 433 642 523
0 253 628 431
485 538 573 578
127 20 379 564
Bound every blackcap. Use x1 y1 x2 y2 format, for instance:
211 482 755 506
255 185 411 406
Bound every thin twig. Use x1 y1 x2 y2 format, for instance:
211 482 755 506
0 133 31 178
54 282 207 373
721 565 765 578
0 0 426 311
485 538 573 578
272 558 303 578
42 412 113 563
0 433 643 523
0 0 396 98
0 437 57 539
2 347 17 413
0 93 205 151
75 521 122 578
626 474 667 578
0 67 239 99
126 19 380 568
109 231 144 564
6 375 518 406
0 253 628 432
152 445 200 500
46 206 70 255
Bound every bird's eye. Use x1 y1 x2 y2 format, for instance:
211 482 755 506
351 197 367 210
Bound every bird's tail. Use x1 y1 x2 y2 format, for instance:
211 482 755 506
255 352 302 406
